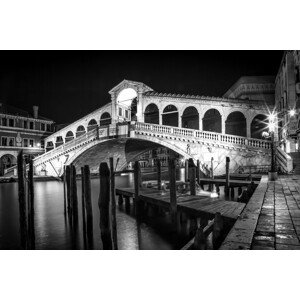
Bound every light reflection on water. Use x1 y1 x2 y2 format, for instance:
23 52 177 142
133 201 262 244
0 168 242 250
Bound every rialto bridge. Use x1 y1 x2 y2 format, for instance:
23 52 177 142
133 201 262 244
28 80 292 177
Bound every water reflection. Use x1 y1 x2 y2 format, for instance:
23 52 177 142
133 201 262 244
0 167 243 250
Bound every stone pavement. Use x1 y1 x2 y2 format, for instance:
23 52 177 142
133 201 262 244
221 175 300 250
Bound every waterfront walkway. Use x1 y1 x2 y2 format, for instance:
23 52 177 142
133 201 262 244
221 175 300 249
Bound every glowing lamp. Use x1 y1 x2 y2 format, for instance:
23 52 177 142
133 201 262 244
289 109 296 117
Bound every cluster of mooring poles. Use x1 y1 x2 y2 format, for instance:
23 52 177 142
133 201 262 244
17 150 35 250
63 158 119 250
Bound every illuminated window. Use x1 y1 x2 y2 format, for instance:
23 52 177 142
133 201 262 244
29 139 34 147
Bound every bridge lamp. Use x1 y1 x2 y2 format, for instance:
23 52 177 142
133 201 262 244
289 108 296 117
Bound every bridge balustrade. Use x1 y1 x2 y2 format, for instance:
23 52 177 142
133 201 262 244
134 122 272 150
34 125 116 165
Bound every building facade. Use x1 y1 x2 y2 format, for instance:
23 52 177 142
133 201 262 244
0 103 55 175
275 50 300 153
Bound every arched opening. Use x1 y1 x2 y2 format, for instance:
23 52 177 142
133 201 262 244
0 154 17 175
202 109 221 133
162 105 178 127
76 125 86 137
87 119 98 132
100 112 111 126
65 131 74 143
251 114 268 139
182 106 199 129
144 103 159 124
46 141 54 152
55 136 64 148
225 111 246 137
117 88 138 121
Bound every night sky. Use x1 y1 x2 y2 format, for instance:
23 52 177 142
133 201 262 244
0 51 283 125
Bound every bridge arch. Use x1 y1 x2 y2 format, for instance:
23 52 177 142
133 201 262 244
100 112 111 126
87 119 98 131
65 135 194 175
144 103 159 124
162 104 179 127
55 136 64 148
46 141 54 152
225 111 247 137
65 131 74 143
76 125 86 137
250 114 268 139
181 106 199 130
202 108 222 133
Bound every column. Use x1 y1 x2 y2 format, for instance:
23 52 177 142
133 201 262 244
178 115 182 128
221 116 226 135
246 118 251 138
159 112 162 125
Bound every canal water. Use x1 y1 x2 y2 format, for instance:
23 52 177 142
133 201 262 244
0 168 242 250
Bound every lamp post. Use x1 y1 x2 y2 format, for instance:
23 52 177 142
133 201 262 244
268 112 277 181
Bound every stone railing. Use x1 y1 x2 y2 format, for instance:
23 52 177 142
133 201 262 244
33 125 116 166
134 122 272 150
276 146 293 173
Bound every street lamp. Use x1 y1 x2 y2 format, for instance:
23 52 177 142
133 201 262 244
268 112 277 181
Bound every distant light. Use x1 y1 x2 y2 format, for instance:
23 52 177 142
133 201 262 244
37 142 41 147
262 131 269 138
268 122 275 133
268 112 276 122
210 191 219 198
289 109 296 117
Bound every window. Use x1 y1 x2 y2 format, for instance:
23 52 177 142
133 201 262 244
41 123 45 131
23 120 28 129
29 121 34 130
46 124 51 132
2 118 7 126
29 139 34 147
41 140 45 148
8 137 15 147
119 107 122 116
9 119 14 127
1 137 8 146
23 139 28 147
125 110 129 118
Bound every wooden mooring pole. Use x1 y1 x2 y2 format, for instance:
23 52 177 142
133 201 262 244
83 165 94 249
184 159 189 182
65 165 71 215
134 161 141 216
70 165 78 227
212 212 224 249
109 157 118 250
225 157 230 197
17 150 28 249
28 159 35 249
63 165 67 216
157 159 162 190
169 157 177 225
81 167 87 249
99 162 113 250
196 159 201 186
189 158 196 196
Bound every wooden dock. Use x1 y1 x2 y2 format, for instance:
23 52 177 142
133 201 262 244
116 187 245 220
198 178 259 187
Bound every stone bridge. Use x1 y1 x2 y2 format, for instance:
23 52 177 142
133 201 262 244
31 79 293 177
